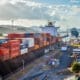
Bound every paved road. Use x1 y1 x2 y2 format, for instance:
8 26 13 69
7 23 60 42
19 47 74 80
59 50 74 69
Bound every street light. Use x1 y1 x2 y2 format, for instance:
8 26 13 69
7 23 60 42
0 76 2 80
11 19 15 30
22 59 25 73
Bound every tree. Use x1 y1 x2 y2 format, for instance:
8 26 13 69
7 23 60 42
72 62 80 73
71 28 79 38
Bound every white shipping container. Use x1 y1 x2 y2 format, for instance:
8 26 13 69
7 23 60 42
26 38 34 47
22 38 28 45
21 48 28 55
22 38 34 47
73 49 80 52
61 46 67 51
44 49 49 53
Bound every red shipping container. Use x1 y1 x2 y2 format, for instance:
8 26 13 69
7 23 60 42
35 38 43 47
10 45 20 59
1 40 20 48
55 37 58 43
35 38 39 44
57 37 62 42
0 47 10 61
9 40 20 46
1 42 9 48
46 33 51 36
40 41 44 47
51 37 56 44
15 38 22 43
8 33 25 39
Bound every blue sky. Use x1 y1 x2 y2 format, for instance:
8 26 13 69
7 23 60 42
0 0 80 29
35 0 71 4
33 0 80 5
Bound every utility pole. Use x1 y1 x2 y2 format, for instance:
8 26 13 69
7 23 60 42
0 76 2 80
11 19 15 30
22 59 25 74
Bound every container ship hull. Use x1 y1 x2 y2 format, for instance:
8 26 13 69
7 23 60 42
0 43 55 79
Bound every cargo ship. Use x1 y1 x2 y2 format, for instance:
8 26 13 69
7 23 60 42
0 21 62 78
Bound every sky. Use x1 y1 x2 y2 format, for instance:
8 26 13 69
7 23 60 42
0 0 80 30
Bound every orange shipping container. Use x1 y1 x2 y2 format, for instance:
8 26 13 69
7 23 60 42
46 41 49 45
34 44 39 50
0 47 10 61
34 38 42 47
43 41 47 46
10 45 20 59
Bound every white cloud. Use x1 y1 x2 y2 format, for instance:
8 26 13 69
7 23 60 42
10 0 43 8
0 0 80 29
50 11 56 16
25 1 42 7
0 0 9 5
71 6 80 14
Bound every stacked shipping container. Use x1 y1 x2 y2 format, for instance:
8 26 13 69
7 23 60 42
9 40 20 59
0 32 60 61
8 33 25 39
20 44 28 55
0 47 9 61
0 40 20 60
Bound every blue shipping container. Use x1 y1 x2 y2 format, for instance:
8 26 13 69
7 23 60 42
0 39 8 44
34 33 41 38
24 33 33 37
20 44 28 49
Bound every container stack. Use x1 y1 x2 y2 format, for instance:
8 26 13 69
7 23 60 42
20 43 28 55
9 40 20 59
0 32 60 62
0 47 10 61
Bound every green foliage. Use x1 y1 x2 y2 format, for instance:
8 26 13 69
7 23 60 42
72 62 80 73
71 28 79 38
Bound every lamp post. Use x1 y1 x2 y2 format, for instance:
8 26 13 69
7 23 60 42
22 59 25 73
11 19 15 30
0 76 2 80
